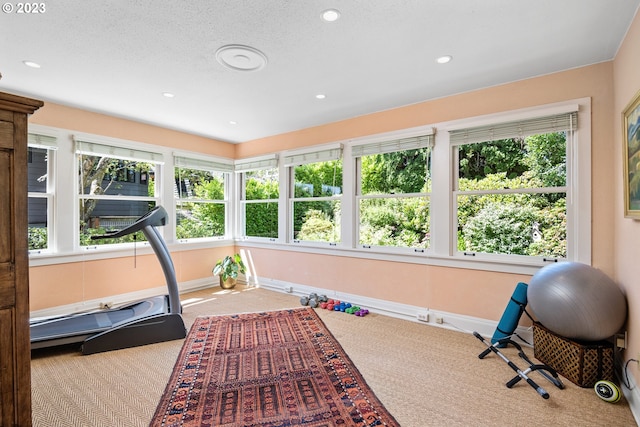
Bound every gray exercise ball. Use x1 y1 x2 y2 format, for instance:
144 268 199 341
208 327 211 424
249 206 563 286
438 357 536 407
528 262 627 341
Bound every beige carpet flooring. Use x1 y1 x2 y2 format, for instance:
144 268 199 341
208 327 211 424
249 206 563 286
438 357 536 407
31 285 638 427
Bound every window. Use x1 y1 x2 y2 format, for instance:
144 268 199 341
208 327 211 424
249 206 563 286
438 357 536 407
29 100 588 274
76 138 162 246
174 155 231 240
28 133 57 252
285 145 342 244
353 133 434 251
450 112 577 261
237 155 279 240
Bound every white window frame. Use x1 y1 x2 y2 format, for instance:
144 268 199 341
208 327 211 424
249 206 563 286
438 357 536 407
173 152 233 242
434 98 591 267
27 129 58 255
284 143 343 246
75 134 164 251
236 154 280 242
352 131 435 254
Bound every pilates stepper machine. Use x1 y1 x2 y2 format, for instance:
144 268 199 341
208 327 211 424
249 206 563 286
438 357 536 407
474 332 565 399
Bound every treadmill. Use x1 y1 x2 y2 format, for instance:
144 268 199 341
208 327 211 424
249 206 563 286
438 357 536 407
30 206 187 355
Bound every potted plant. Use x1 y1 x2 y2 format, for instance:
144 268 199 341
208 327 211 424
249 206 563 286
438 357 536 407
213 253 246 289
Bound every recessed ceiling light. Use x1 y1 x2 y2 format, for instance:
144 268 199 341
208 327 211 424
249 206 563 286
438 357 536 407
23 60 41 69
316 94 326 99
436 55 453 64
229 121 238 125
162 92 175 98
322 9 340 22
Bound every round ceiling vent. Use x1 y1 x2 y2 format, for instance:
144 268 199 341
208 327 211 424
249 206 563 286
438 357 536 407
215 44 268 72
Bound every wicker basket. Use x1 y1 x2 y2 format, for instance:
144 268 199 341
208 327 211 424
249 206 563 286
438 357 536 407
533 322 613 388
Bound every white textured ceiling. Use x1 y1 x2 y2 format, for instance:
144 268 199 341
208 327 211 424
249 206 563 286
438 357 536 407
1 1 639 143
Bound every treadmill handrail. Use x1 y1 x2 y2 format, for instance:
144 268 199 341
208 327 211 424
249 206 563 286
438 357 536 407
90 206 167 240
88 205 180 314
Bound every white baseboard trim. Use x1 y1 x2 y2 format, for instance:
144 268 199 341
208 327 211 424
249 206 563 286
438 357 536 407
622 372 640 426
252 276 534 347
30 277 216 319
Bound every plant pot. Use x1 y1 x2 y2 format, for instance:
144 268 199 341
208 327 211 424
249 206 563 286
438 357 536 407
220 276 237 289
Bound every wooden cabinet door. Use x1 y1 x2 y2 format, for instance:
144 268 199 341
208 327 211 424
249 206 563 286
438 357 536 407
0 116 21 427
0 93 42 427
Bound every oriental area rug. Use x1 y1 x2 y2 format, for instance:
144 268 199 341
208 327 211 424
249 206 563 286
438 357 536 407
149 307 399 427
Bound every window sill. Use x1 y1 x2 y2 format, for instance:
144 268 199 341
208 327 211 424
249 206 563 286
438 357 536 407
28 239 234 267
236 239 547 276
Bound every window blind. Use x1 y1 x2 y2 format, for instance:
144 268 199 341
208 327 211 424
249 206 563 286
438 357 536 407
283 144 342 167
174 155 233 172
352 133 434 157
74 138 164 163
234 154 279 172
28 133 58 150
449 112 577 145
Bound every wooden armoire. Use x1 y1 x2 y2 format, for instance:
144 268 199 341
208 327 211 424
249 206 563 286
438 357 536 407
0 92 43 427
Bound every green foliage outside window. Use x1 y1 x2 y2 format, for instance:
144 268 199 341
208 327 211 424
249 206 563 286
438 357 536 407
358 196 430 248
361 149 430 194
245 202 279 238
358 148 431 248
294 160 342 197
457 132 567 257
28 227 47 250
293 160 342 242
461 200 566 257
244 170 279 238
175 169 225 239
297 208 340 242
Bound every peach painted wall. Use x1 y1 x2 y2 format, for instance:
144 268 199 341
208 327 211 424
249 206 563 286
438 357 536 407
613 11 640 389
236 62 616 323
242 247 530 321
29 246 234 311
30 101 234 157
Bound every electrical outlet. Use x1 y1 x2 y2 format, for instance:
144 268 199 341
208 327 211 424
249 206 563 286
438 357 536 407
616 332 627 349
100 302 113 309
435 315 444 324
416 312 429 322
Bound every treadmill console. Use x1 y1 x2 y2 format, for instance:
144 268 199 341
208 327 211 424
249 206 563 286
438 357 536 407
91 205 168 240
